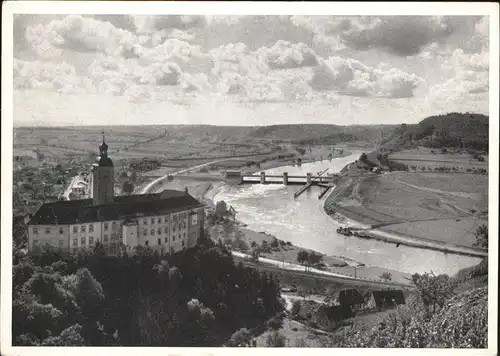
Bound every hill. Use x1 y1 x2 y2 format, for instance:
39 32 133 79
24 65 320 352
249 124 397 145
381 113 489 151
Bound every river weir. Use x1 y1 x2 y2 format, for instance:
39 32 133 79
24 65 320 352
212 151 482 276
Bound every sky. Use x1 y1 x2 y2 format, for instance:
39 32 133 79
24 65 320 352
12 14 490 127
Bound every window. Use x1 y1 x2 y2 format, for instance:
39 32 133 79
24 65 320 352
173 223 177 232
143 219 148 225
73 238 78 246
164 226 168 234
81 237 86 245
81 225 86 233
73 226 78 233
89 224 94 233
173 215 178 222
192 214 198 225
110 233 116 241
104 222 109 231
151 229 155 236
33 239 39 245
164 237 168 243
103 235 109 243
183 233 186 238
158 238 161 245
182 240 185 247
33 227 39 235
151 218 155 224
158 217 162 223
145 240 149 246
112 221 117 229
89 237 94 245
173 235 176 241
59 227 64 235
59 240 64 247
158 228 162 235
143 229 148 236
45 228 51 234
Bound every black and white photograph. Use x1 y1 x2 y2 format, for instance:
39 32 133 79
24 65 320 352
1 2 498 354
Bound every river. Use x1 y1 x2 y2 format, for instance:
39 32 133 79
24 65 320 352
212 151 482 276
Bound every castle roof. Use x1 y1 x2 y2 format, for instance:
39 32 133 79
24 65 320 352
28 190 204 225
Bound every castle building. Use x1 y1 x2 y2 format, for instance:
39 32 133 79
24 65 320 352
27 137 205 255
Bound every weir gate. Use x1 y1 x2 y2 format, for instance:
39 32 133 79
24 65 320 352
223 169 339 198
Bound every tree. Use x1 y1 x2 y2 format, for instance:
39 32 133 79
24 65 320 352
380 272 392 282
412 272 452 314
227 328 252 347
266 331 286 347
473 224 488 248
250 247 260 262
291 300 301 316
307 251 323 267
41 324 85 346
93 241 106 257
215 201 229 219
297 287 309 300
296 250 309 267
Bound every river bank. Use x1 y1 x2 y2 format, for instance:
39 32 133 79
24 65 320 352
203 180 413 285
323 165 488 258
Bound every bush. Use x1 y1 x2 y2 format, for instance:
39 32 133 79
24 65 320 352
266 316 283 330
266 331 286 347
227 328 252 347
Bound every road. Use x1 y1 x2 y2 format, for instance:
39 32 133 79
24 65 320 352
232 251 413 289
140 158 242 194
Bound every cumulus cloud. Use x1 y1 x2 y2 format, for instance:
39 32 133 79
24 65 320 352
310 57 423 98
25 15 139 58
98 77 129 96
292 16 485 57
134 15 207 34
14 59 90 94
180 73 212 93
339 16 454 56
210 42 268 79
429 70 488 105
124 85 152 103
139 62 182 86
256 40 318 70
428 47 489 103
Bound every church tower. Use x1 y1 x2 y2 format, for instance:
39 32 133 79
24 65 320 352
91 133 114 205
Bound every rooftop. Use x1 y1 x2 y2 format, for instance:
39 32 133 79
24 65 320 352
29 189 204 226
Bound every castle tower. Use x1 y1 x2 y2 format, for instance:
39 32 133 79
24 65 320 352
92 132 114 205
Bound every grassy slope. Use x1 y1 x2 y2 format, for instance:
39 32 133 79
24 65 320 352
329 259 488 348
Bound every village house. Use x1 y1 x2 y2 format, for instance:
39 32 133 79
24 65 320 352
364 290 406 310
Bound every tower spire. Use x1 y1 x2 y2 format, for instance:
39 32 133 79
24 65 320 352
102 130 106 144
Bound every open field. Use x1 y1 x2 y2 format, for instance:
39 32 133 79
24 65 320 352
325 169 488 248
381 217 488 248
389 149 488 171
